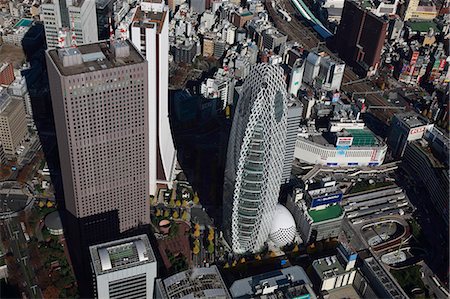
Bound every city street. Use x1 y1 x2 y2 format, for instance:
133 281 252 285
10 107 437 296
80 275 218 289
2 217 41 298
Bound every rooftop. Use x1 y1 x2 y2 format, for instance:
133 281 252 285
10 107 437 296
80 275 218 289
308 205 343 222
132 6 167 33
230 266 315 299
363 257 408 299
47 40 145 77
89 234 156 276
394 111 430 128
345 129 378 146
312 255 347 279
157 265 231 299
406 21 439 33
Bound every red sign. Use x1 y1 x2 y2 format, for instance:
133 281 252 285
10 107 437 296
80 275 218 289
411 51 420 65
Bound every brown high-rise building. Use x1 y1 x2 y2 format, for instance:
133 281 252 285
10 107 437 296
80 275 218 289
46 40 150 295
46 40 150 236
335 0 387 75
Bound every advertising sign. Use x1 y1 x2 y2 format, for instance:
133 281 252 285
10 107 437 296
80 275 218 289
311 193 343 208
411 51 419 65
336 137 353 147
407 126 426 141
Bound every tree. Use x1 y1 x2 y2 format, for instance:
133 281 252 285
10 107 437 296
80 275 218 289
43 286 60 299
240 257 246 263
255 254 261 260
46 201 54 208
207 241 214 254
172 211 179 219
193 239 200 247
182 200 188 208
193 245 200 255
232 260 237 267
155 209 161 217
38 200 45 208
163 210 170 218
169 197 175 207
224 262 229 268
208 231 214 241
292 244 299 252
193 193 200 205
175 200 181 207
193 229 200 238
181 210 188 221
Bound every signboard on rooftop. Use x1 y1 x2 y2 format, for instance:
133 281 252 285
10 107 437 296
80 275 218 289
311 193 343 208
336 136 353 147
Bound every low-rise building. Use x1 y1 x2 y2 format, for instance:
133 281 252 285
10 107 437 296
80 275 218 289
89 235 157 299
155 265 231 298
229 266 317 298
311 244 357 291
287 179 345 243
360 256 408 298
295 124 387 167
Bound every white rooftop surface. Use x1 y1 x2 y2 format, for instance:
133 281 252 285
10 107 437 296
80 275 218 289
89 234 156 275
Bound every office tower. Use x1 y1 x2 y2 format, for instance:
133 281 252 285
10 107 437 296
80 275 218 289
281 98 302 183
46 40 150 257
0 90 28 156
335 0 387 75
223 64 289 254
155 266 231 299
130 0 177 196
303 51 345 91
41 0 98 48
89 235 157 299
387 111 432 158
287 58 305 96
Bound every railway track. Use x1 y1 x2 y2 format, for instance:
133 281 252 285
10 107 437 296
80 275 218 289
266 0 397 122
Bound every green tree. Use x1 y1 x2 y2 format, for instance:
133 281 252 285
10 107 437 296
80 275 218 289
207 241 214 254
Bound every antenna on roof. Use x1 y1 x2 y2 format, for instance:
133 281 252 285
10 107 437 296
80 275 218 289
71 15 77 48
109 16 115 42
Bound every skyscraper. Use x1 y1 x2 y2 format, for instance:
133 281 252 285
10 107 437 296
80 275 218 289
335 0 387 75
89 234 157 299
45 41 150 283
223 64 289 254
41 0 98 48
130 0 177 196
281 98 303 183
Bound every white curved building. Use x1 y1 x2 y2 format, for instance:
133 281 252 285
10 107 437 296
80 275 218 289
269 204 297 247
223 64 288 254
130 0 177 195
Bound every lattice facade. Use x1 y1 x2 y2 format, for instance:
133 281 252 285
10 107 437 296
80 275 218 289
223 64 288 254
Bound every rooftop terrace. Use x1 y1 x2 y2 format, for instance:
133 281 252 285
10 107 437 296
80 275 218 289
308 205 343 223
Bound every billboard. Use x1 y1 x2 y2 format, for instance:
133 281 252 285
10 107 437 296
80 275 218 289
336 137 353 146
407 126 427 141
311 193 343 207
